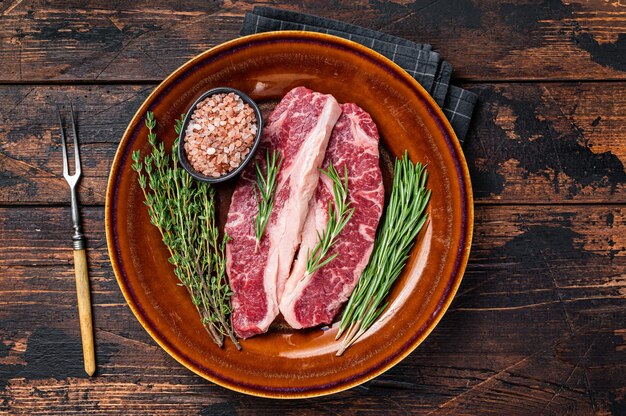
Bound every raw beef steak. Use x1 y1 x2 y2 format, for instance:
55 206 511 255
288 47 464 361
280 103 384 329
225 87 342 338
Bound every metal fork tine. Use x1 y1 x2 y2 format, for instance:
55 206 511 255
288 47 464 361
69 102 81 177
57 108 70 178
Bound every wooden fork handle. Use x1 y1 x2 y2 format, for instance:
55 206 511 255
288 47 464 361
73 248 96 376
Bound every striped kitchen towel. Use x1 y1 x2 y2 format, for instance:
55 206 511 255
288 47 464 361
241 6 478 143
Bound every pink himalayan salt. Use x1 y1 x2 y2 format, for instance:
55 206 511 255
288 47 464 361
184 92 257 178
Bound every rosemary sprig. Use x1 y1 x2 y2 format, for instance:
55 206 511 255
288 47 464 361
254 149 283 249
305 163 355 276
131 111 240 350
335 152 431 356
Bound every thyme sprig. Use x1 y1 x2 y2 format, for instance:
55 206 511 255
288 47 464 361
254 149 283 249
131 111 240 350
335 152 431 356
305 163 355 276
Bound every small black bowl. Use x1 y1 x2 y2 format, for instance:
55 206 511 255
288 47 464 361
178 87 263 183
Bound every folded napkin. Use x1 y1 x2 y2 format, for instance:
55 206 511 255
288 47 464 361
240 6 477 143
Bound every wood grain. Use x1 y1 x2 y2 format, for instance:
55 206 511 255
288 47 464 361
1 0 626 81
466 82 626 202
1 0 625 413
0 205 624 414
72 249 96 377
1 83 624 206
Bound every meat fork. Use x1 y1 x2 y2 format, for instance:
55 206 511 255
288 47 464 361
58 104 96 376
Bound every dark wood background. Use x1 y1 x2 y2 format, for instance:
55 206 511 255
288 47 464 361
1 0 625 414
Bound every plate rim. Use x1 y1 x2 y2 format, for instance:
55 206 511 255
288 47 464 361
105 30 474 399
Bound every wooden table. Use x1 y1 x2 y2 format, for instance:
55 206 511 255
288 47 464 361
1 1 624 414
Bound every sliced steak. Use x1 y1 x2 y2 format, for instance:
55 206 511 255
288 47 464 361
225 87 342 338
280 103 384 329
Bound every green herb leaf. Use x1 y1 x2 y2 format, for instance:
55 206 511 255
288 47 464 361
305 162 355 276
254 149 283 247
132 112 240 350
335 151 431 356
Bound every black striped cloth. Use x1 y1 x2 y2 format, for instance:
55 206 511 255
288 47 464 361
240 6 477 143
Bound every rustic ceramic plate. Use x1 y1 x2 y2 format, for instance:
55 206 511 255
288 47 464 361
106 31 473 398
